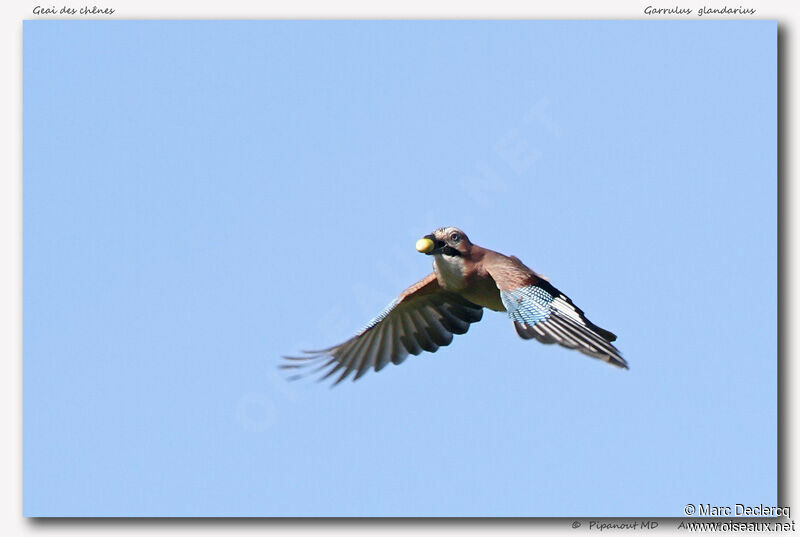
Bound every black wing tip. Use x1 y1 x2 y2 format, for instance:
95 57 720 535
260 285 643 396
514 318 629 369
279 352 343 384
585 322 617 342
599 330 618 342
611 356 630 369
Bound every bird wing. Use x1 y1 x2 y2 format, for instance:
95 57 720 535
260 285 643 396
281 273 484 384
484 254 627 368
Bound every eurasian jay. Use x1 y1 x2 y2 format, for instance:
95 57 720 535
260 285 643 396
284 227 627 384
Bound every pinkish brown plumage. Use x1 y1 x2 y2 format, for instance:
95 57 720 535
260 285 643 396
283 227 626 385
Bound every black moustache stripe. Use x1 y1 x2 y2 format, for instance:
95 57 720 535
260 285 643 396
440 246 462 257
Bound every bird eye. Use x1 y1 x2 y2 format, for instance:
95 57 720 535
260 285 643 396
450 233 460 242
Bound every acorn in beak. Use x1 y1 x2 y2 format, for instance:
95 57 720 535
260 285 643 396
415 237 435 254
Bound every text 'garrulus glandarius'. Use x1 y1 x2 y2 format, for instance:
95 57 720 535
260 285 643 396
283 227 627 384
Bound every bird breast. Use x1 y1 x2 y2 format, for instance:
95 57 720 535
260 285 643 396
433 254 467 290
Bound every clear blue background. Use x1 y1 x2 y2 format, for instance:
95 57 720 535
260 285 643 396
23 21 776 516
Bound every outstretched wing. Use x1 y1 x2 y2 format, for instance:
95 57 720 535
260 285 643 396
486 255 627 369
281 273 484 384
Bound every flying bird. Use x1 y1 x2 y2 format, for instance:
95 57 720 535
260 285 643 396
283 227 627 384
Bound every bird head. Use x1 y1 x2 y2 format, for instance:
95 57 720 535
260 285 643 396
416 227 472 257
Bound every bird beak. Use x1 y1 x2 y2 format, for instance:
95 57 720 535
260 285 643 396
415 236 435 254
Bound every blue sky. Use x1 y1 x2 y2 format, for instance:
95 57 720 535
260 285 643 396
23 21 776 516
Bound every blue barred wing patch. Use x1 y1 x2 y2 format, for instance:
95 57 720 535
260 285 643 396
500 285 555 325
498 282 627 368
358 297 401 334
